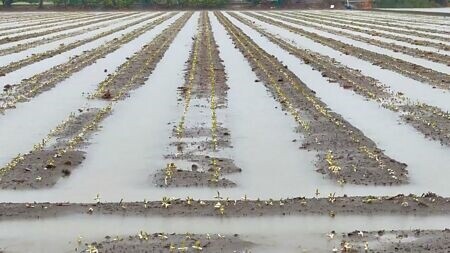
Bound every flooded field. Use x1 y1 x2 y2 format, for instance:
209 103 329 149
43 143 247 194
0 10 449 252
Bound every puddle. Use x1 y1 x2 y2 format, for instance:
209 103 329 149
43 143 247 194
0 11 450 204
0 214 448 252
292 11 450 40
0 13 183 169
211 13 317 198
250 12 450 74
239 12 450 112
0 13 115 48
0 13 149 66
278 12 450 56
311 10 450 30
224 12 450 197
0 12 171 87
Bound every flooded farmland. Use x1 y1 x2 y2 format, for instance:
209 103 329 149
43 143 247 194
0 9 449 253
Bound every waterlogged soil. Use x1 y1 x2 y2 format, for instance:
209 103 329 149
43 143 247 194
230 13 450 148
0 150 85 190
0 13 174 114
81 233 253 253
0 14 191 190
0 13 151 76
246 12 450 90
276 12 450 66
154 13 240 188
216 12 408 186
335 229 450 252
0 193 448 219
95 12 192 100
0 108 105 189
0 15 135 57
0 14 124 45
283 12 450 53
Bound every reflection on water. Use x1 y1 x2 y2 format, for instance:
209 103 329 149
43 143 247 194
0 12 171 87
0 12 450 204
0 214 449 252
0 13 182 168
224 12 450 196
239 12 450 112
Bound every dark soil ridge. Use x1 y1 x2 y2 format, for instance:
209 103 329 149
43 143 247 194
0 12 127 45
0 13 119 36
334 229 450 252
246 12 450 90
288 11 450 48
0 12 152 76
0 13 136 57
93 12 193 100
0 108 110 189
80 233 253 253
0 193 448 219
216 11 407 185
0 12 174 114
0 12 96 36
230 13 450 147
155 12 239 188
0 13 194 190
275 12 450 66
309 11 450 36
326 11 450 26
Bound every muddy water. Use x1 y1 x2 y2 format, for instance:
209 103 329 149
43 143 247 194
278 13 450 56
0 13 169 87
0 13 149 66
239 13 450 113
0 14 183 170
210 13 317 198
50 12 199 201
225 12 450 196
0 214 448 252
0 13 112 41
311 10 450 31
251 12 450 74
293 11 450 40
0 14 116 50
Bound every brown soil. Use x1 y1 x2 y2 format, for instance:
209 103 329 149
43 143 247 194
334 229 450 252
81 233 253 253
0 13 124 44
216 11 407 185
0 14 192 190
0 13 175 114
274 12 450 66
0 14 132 57
0 12 151 76
0 13 90 34
286 11 450 51
245 12 450 90
401 104 450 146
312 11 450 36
154 170 237 187
0 193 448 219
230 13 450 147
154 12 240 188
0 108 106 189
93 12 192 100
0 150 85 189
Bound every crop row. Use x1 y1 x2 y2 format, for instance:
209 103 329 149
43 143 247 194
0 13 193 189
0 13 175 115
230 12 450 147
245 12 450 90
216 11 407 185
